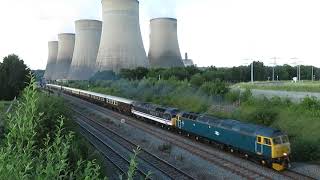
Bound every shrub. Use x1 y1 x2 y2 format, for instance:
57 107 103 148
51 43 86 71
301 96 320 110
291 138 320 161
200 81 229 96
240 88 252 102
225 90 240 103
248 107 278 126
0 76 105 179
190 73 205 87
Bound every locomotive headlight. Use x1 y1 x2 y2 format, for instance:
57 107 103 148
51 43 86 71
283 153 287 156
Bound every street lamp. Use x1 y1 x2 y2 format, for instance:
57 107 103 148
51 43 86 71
242 58 254 83
291 58 302 82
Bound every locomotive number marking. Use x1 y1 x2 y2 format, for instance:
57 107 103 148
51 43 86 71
215 131 220 136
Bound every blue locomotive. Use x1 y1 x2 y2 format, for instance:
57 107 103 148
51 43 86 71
175 112 291 171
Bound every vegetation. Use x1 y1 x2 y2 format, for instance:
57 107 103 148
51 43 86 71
236 81 320 93
65 78 228 113
90 70 118 81
116 63 320 83
0 54 30 101
0 76 106 179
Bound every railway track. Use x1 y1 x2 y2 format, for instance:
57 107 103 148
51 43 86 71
72 108 195 180
75 115 148 179
282 170 317 180
61 91 316 180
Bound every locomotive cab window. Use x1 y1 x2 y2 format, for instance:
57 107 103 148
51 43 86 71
257 136 262 143
282 135 289 143
273 137 282 145
264 138 271 146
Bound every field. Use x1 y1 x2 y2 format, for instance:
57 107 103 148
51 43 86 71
65 79 320 162
235 81 320 92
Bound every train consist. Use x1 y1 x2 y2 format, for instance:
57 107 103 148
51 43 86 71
47 84 291 171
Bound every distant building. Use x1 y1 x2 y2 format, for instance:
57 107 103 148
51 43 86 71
183 53 194 67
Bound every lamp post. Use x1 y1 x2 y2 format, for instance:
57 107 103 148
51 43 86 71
312 66 314 81
291 58 301 82
251 62 254 83
270 57 279 81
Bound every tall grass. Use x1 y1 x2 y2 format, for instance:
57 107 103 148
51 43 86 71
0 76 105 179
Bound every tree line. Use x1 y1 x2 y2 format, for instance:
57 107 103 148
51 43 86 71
117 62 320 83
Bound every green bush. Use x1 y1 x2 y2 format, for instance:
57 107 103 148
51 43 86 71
36 93 71 147
224 91 240 103
301 96 320 110
248 107 278 126
291 138 320 161
0 76 105 179
190 73 205 87
200 81 229 96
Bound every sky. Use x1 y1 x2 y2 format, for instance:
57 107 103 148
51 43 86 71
0 0 320 70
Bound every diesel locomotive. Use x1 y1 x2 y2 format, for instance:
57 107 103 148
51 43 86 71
46 84 291 171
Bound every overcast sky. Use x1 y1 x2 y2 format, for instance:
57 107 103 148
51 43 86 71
1 0 320 70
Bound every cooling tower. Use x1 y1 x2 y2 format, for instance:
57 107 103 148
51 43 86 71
68 20 102 80
96 0 149 73
44 41 58 80
148 18 184 68
53 33 75 80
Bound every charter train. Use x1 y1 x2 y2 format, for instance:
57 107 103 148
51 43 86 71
46 84 291 171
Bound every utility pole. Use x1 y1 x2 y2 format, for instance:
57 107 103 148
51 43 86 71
312 66 314 81
251 62 254 83
270 57 279 81
242 58 254 83
291 57 300 82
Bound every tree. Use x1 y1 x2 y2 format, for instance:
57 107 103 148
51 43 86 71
0 54 30 100
90 70 118 81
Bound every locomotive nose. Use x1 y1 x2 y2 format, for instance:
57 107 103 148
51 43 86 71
274 143 291 158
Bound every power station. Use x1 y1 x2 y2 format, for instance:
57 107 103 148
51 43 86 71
52 33 75 80
68 20 102 80
44 41 58 80
95 0 149 73
45 1 194 79
148 18 184 68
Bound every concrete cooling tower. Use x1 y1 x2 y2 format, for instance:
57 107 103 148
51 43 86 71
96 0 149 73
148 18 184 68
53 33 75 80
44 41 58 80
68 20 102 80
